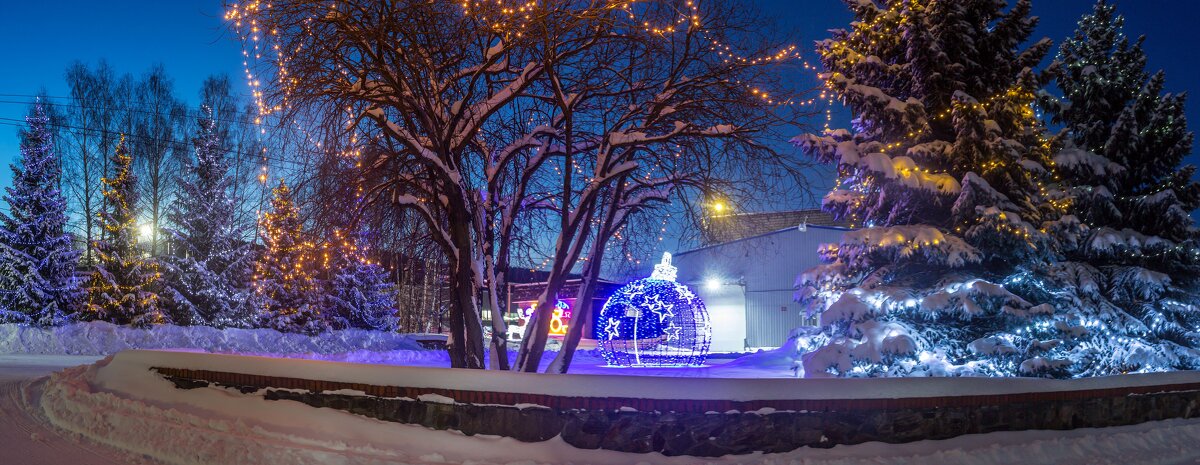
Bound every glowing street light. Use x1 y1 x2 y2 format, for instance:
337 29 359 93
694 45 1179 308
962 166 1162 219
139 223 154 242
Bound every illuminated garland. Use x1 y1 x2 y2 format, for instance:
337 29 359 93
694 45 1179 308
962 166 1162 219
814 0 1069 248
84 136 163 326
322 226 400 331
0 101 82 325
253 179 323 332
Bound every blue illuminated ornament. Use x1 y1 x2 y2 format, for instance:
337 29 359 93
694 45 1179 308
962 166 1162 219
597 252 711 367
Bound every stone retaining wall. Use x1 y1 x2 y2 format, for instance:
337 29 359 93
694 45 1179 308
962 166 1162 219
153 367 1200 457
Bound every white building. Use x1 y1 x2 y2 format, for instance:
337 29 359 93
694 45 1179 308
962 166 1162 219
672 209 850 352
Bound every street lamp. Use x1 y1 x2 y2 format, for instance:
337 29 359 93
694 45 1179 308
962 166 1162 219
139 223 154 242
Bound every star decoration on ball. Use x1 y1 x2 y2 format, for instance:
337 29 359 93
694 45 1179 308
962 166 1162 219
662 322 682 342
604 317 622 339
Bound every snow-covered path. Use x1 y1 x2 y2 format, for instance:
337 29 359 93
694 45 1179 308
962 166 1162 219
0 355 149 465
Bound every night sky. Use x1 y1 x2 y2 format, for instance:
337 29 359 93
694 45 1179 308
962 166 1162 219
0 0 1197 211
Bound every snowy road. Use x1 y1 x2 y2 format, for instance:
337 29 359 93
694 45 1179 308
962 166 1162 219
0 355 146 465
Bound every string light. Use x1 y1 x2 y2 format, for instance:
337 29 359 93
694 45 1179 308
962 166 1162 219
597 252 711 367
229 0 837 277
83 135 164 326
253 179 323 331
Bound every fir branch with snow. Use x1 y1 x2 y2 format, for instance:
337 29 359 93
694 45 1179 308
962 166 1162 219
159 108 255 327
0 101 83 325
253 180 325 334
323 228 399 332
791 0 1075 378
1029 0 1200 375
83 137 164 327
1044 0 1200 271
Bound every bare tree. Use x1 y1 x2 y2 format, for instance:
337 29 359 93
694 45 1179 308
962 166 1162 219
63 61 133 262
231 0 571 368
133 64 187 257
228 0 809 370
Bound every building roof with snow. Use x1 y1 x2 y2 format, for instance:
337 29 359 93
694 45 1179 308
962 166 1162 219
703 208 850 245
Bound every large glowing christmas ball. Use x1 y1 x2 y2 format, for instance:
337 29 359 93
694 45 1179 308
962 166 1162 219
597 252 711 367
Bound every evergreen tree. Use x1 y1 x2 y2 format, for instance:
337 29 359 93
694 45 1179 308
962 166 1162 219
792 0 1077 377
1047 0 1200 267
160 108 254 327
324 228 398 331
84 136 163 326
253 180 324 333
1035 0 1200 375
0 101 83 325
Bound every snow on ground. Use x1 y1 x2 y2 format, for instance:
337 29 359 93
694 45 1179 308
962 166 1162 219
23 353 1200 465
9 323 1200 463
100 350 1200 402
282 348 794 378
0 355 153 465
0 354 103 383
0 321 798 378
0 321 425 356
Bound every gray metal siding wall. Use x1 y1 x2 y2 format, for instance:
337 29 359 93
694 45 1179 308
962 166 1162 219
674 226 847 349
741 227 846 348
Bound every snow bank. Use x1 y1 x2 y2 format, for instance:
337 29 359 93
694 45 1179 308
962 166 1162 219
32 354 1200 465
0 321 793 379
101 349 1200 402
0 321 424 356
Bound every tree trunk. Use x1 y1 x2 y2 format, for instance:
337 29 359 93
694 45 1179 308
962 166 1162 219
456 263 484 369
82 146 95 265
515 208 597 372
445 204 486 369
514 269 571 372
547 181 625 374
151 194 160 256
486 267 510 370
481 200 509 370
445 272 469 368
515 102 575 372
546 260 600 374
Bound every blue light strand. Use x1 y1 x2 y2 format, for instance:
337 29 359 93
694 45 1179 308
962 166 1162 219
596 253 712 367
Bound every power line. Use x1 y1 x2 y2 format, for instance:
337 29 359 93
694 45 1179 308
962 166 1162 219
0 99 263 130
0 91 260 101
0 93 350 167
0 92 332 132
0 117 305 168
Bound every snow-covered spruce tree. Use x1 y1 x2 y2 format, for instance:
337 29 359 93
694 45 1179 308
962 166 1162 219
83 136 164 326
1034 0 1200 375
160 109 254 327
793 0 1077 377
0 101 83 325
323 228 399 331
253 180 325 334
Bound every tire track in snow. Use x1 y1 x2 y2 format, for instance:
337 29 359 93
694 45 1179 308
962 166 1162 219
0 378 152 465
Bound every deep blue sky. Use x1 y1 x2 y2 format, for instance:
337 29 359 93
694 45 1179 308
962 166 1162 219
0 1 242 189
1 0 1197 207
